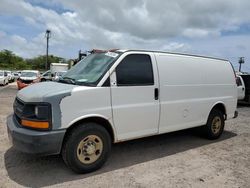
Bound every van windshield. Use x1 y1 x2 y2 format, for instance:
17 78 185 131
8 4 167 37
0 72 3 76
60 52 120 86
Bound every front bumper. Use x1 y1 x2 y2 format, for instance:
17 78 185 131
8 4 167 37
7 114 66 155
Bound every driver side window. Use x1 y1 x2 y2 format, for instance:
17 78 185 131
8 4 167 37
116 54 154 86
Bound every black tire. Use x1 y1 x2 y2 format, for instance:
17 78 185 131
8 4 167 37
62 123 111 174
203 109 225 140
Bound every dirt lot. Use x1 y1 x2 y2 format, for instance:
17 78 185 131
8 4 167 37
0 84 249 188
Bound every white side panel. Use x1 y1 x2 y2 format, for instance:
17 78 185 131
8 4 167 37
60 86 114 131
155 53 237 133
111 86 159 140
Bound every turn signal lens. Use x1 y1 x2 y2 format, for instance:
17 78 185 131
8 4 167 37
21 119 49 129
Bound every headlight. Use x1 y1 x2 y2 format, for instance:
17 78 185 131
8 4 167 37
31 105 50 120
19 103 52 130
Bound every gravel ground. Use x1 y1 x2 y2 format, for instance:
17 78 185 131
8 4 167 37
0 84 249 188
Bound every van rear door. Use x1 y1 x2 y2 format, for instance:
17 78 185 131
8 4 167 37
110 53 160 141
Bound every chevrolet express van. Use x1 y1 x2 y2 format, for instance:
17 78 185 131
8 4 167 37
7 50 238 173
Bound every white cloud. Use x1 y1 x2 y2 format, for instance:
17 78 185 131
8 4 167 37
182 28 220 38
162 43 191 52
0 0 249 66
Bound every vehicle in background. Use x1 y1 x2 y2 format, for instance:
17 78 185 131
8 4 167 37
6 71 15 83
13 72 21 80
51 63 68 73
0 70 9 86
17 70 40 90
236 75 245 100
41 63 69 82
240 74 250 103
41 70 52 82
7 50 238 173
53 71 67 81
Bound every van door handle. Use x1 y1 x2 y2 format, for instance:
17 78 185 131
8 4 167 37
154 88 159 100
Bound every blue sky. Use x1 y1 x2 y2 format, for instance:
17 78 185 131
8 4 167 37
0 0 250 72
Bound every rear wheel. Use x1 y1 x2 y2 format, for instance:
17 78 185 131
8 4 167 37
203 109 225 140
62 123 111 173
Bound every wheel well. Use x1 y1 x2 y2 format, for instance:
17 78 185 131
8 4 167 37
64 117 115 143
211 103 226 119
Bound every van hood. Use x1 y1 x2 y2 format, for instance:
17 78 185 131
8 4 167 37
17 82 79 102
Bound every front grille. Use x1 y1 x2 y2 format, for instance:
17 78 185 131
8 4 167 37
13 98 25 118
14 113 21 124
20 79 33 84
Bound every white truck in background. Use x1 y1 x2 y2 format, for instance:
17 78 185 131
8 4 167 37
41 63 68 82
50 63 68 73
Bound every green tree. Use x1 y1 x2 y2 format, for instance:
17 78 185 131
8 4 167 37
0 49 31 70
27 55 65 71
0 49 66 71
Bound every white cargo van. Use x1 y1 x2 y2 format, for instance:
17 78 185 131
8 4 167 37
7 50 238 173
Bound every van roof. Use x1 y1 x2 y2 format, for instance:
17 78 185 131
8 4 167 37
116 49 228 62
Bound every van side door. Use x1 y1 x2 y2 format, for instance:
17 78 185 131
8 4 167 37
110 53 160 141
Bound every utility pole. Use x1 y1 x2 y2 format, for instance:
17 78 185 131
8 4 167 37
45 29 51 70
238 57 245 72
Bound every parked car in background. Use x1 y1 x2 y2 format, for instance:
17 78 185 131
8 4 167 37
236 75 245 100
17 70 40 90
13 72 21 80
0 70 9 86
6 71 15 83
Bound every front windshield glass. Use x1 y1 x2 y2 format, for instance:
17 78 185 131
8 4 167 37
0 72 3 76
21 72 37 77
61 52 120 86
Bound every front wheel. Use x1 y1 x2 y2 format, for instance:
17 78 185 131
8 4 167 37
203 109 225 140
62 123 111 173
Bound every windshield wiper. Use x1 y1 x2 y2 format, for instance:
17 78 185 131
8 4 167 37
59 77 76 85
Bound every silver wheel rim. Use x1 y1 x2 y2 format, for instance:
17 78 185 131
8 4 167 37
211 116 222 134
77 135 103 164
